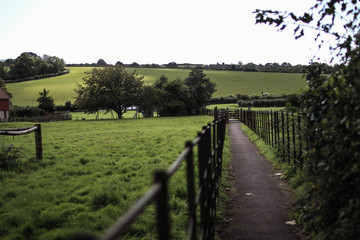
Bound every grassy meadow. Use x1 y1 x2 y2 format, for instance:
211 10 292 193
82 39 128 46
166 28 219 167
0 116 232 239
6 67 307 106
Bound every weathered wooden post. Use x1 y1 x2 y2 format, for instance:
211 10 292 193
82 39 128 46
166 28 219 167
154 170 170 240
34 124 43 160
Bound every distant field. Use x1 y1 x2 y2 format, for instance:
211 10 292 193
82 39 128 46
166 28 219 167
7 67 307 106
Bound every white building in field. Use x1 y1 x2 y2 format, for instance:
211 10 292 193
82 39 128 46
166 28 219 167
0 88 10 121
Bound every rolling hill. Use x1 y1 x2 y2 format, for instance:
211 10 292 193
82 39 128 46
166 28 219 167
6 67 307 106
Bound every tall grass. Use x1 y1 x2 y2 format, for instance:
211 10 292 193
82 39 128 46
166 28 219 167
0 116 231 239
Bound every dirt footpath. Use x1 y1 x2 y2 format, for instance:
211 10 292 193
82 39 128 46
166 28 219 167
219 119 303 240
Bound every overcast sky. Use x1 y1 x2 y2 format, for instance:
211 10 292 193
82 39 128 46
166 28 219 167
0 0 335 65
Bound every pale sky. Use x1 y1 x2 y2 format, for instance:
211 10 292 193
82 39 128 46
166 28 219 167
0 0 335 65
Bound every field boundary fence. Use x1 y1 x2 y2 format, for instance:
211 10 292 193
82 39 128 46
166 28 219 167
227 108 306 168
97 109 227 240
0 124 43 160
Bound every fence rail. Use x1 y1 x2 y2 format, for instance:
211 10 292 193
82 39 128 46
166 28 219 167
228 108 306 167
98 111 227 240
0 124 42 160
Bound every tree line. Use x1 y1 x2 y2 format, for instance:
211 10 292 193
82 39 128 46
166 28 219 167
0 52 66 81
67 59 334 74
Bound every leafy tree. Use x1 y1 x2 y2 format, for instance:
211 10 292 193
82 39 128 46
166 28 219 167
166 62 178 68
254 0 360 63
184 68 216 113
115 61 123 66
130 62 140 68
97 59 107 66
138 85 161 117
12 53 38 79
74 66 144 118
154 75 193 116
37 88 55 113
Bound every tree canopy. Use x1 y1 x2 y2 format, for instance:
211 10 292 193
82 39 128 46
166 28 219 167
254 0 360 63
74 66 144 118
0 52 65 81
185 68 216 113
37 88 55 113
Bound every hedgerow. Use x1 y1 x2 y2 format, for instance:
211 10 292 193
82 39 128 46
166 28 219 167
297 48 360 239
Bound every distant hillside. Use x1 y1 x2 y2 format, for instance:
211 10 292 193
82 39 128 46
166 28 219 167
7 67 307 107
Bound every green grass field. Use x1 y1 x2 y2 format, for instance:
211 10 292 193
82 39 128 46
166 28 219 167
0 116 230 239
7 67 307 107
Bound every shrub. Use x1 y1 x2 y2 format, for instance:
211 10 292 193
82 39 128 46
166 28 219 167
297 53 360 239
10 106 46 118
0 145 22 170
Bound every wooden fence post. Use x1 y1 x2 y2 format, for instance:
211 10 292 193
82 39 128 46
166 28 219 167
154 170 170 240
34 124 43 160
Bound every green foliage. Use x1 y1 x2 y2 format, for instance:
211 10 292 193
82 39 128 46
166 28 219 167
154 76 193 116
137 85 161 117
1 52 65 81
254 2 360 237
153 69 216 116
37 88 55 113
297 53 360 239
254 0 360 62
185 68 216 113
74 66 144 118
0 145 22 170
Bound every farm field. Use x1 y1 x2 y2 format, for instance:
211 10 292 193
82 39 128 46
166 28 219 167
0 116 230 239
6 67 307 107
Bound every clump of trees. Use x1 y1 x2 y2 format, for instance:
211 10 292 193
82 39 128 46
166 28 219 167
74 66 216 118
75 67 144 119
256 0 360 239
0 52 65 81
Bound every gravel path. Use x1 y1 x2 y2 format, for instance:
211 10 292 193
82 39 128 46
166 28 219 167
219 119 303 240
